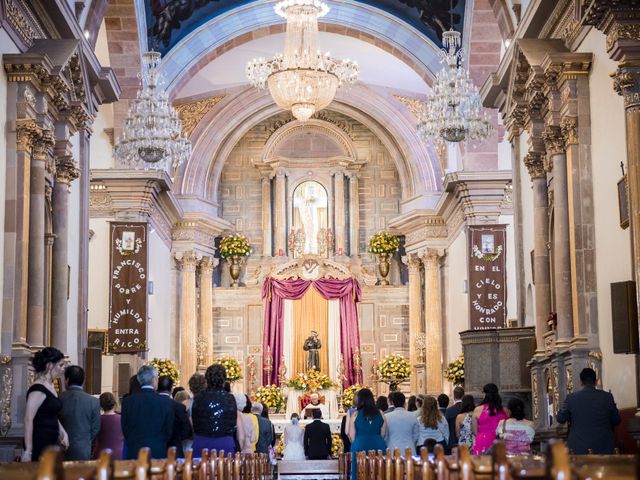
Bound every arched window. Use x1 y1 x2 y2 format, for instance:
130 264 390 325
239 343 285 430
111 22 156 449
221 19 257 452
291 181 328 256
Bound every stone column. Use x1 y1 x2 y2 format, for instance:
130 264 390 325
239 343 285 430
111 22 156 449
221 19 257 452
199 256 214 366
422 249 443 395
349 173 360 256
404 253 422 392
26 133 52 347
334 171 346 254
51 155 80 351
178 251 199 377
274 169 286 256
543 126 574 344
524 152 552 353
261 177 272 256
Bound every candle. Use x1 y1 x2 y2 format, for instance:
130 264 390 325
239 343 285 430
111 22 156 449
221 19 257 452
278 248 284 256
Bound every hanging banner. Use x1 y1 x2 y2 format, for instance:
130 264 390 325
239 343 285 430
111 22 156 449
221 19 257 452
468 225 507 330
108 222 148 353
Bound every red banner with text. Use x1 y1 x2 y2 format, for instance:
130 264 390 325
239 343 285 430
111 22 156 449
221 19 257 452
468 225 507 330
108 222 148 353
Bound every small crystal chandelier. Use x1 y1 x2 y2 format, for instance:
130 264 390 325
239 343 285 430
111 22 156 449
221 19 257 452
246 0 359 121
417 29 491 144
114 51 191 175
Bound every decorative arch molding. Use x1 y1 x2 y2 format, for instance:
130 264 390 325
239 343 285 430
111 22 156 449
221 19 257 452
160 0 443 97
174 84 441 206
269 256 353 281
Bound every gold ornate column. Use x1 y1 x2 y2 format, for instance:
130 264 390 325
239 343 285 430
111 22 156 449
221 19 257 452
349 173 360 256
274 169 287 256
178 251 199 377
403 253 422 391
261 177 272 256
333 170 346 254
199 256 215 368
422 249 443 395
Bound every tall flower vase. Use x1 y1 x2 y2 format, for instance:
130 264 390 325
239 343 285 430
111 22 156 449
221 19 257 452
388 381 399 392
228 255 241 287
377 253 391 285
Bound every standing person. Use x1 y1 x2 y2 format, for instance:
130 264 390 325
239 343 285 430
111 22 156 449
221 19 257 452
22 347 68 462
260 402 276 447
437 394 449 416
496 398 535 455
121 365 173 459
375 395 389 413
445 386 464 451
252 403 273 454
157 375 192 457
283 414 305 460
232 393 255 453
386 392 396 414
471 383 508 454
58 365 100 460
384 392 418 455
191 364 245 455
243 395 259 451
347 388 387 479
414 395 425 418
407 395 418 413
340 391 359 454
93 392 124 459
557 368 620 454
455 395 476 449
415 396 449 451
187 373 206 415
303 409 332 460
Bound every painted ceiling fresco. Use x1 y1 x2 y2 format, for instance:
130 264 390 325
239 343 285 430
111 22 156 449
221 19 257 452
145 0 465 55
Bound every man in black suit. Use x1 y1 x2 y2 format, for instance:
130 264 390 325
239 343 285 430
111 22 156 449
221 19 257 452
303 408 332 460
157 375 192 457
121 365 174 459
445 386 464 452
557 368 621 454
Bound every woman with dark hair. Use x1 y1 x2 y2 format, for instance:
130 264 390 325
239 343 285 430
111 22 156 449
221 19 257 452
242 394 259 452
472 383 508 454
191 364 245 454
260 402 276 447
375 395 389 413
347 388 387 479
496 398 534 454
416 396 449 450
407 395 418 413
93 392 124 459
22 347 67 462
455 395 476 448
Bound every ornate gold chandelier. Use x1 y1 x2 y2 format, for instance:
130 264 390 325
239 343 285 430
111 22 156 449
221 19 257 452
246 0 359 121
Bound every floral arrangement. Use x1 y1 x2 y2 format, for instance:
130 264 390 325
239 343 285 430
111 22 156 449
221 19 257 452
274 437 285 459
368 230 400 255
331 433 343 458
212 355 243 382
472 244 503 262
378 354 411 381
444 355 464 386
147 358 179 384
254 384 285 411
219 233 251 258
342 384 368 409
287 368 336 392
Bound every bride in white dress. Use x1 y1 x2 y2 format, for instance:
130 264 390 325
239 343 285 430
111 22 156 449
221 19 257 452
283 414 306 460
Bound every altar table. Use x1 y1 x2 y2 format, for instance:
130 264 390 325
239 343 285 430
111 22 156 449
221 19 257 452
284 389 339 419
272 418 342 435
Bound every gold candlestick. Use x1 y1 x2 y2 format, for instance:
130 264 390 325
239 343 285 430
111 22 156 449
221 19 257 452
247 355 257 396
278 355 288 386
264 345 273 385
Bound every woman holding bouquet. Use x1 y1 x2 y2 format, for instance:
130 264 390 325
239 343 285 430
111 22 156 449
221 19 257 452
347 388 387 479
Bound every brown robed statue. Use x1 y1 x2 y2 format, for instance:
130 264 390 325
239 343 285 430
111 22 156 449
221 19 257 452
303 330 321 371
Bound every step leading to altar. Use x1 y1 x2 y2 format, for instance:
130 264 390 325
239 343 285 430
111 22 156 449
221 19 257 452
278 459 339 480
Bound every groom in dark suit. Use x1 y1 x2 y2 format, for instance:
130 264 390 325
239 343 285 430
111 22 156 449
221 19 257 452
303 408 332 460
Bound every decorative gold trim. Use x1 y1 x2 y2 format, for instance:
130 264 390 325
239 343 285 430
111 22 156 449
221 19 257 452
174 95 225 137
393 95 423 118
0 355 12 436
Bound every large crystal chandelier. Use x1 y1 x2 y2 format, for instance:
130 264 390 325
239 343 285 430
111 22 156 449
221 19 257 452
417 30 491 144
114 51 191 175
246 0 359 121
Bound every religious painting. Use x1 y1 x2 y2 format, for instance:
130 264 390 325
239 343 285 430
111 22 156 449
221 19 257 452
291 181 329 257
121 231 136 251
88 330 108 353
481 234 495 254
617 175 629 229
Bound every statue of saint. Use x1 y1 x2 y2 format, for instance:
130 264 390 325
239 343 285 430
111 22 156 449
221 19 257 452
303 330 321 371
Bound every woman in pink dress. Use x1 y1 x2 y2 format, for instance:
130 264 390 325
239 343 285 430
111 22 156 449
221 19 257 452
471 383 508 454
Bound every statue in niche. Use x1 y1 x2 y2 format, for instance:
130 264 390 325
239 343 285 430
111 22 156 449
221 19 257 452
303 330 322 372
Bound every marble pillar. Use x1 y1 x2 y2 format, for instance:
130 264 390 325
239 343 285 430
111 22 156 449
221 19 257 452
423 249 443 394
51 155 79 351
261 177 272 257
349 174 360 256
26 135 51 347
179 251 199 377
274 170 286 256
334 171 346 255
199 256 214 367
544 126 573 344
524 152 552 352
405 253 422 392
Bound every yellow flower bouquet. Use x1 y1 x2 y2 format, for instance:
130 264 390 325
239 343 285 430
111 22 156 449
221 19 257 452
254 384 285 412
367 230 400 255
444 355 464 386
147 358 180 384
379 354 411 390
342 384 368 409
219 233 251 258
331 433 343 458
212 355 243 382
287 368 336 392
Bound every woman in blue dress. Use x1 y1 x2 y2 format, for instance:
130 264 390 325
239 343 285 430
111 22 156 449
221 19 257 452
346 388 387 479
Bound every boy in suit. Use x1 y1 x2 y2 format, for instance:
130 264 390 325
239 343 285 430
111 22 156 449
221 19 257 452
303 408 332 459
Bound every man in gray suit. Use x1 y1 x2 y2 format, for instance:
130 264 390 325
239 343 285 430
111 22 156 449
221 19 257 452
557 368 621 454
384 392 418 455
58 365 101 460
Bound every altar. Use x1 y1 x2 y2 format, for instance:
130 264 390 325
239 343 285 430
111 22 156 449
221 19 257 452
272 418 342 435
284 388 339 419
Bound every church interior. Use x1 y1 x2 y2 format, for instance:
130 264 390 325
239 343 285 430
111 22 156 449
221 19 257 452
0 0 640 476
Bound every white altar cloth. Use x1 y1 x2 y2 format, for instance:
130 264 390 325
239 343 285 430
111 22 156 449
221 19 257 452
272 418 342 435
284 389 339 419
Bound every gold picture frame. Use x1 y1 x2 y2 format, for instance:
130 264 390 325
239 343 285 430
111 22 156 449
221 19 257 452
88 329 108 353
618 175 629 229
